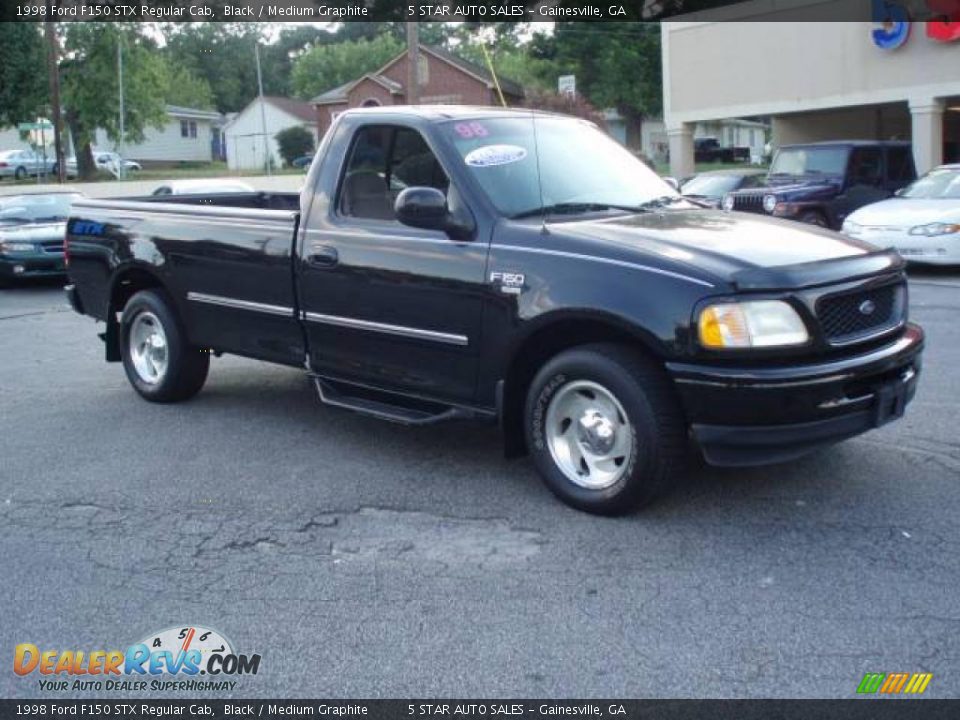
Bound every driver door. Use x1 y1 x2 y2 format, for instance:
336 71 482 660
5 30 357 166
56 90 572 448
297 122 488 404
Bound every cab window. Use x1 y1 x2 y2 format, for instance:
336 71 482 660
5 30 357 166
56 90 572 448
338 125 448 221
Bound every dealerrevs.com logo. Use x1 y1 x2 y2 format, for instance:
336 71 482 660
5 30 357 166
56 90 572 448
14 625 261 693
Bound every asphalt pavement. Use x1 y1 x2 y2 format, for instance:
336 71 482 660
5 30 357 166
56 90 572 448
1 269 959 699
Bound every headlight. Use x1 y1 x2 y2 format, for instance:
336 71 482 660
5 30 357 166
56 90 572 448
842 220 861 234
0 240 35 253
698 300 809 349
763 194 778 214
909 222 960 237
721 194 735 212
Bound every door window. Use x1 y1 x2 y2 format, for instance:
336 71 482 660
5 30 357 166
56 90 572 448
847 148 883 188
338 125 448 221
885 146 914 185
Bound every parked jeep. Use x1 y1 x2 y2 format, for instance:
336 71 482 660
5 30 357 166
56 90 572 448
723 141 916 230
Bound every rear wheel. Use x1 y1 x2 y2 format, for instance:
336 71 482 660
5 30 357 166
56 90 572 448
524 344 686 515
120 289 209 402
14 166 27 180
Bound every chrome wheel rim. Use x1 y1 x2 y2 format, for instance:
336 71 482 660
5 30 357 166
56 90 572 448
129 311 168 385
545 380 634 490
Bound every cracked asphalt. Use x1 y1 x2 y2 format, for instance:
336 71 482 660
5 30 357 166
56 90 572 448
1 269 959 699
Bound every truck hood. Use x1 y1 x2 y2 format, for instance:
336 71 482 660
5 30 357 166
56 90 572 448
846 198 960 228
552 209 899 291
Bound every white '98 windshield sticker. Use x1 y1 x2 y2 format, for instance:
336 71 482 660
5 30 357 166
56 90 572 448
464 145 528 168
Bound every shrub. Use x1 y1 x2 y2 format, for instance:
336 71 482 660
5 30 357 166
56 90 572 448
275 126 315 167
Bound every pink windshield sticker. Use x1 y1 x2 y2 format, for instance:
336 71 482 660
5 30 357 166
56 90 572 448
454 122 490 139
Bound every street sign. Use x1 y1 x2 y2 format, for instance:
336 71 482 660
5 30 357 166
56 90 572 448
558 75 576 96
18 122 53 131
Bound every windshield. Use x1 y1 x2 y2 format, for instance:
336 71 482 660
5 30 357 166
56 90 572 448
902 168 960 199
443 116 677 218
0 194 79 224
769 146 849 177
681 174 743 197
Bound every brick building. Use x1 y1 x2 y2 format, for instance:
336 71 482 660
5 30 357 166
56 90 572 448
311 45 524 138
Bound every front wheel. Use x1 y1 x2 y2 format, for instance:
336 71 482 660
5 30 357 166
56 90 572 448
799 210 828 227
120 289 209 402
525 344 687 515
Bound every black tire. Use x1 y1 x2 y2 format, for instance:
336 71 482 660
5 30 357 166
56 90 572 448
799 210 827 227
14 166 27 180
119 289 209 403
524 344 686 515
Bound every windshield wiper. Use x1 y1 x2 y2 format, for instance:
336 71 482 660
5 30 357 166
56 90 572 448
510 202 640 220
634 195 689 211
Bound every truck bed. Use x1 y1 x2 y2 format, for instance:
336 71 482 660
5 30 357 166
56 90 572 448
68 192 304 366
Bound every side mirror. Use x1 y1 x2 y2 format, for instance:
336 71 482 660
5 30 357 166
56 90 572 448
893 188 905 197
662 176 680 191
395 187 473 240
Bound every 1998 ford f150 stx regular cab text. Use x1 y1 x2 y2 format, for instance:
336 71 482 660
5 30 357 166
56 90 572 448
64 107 924 514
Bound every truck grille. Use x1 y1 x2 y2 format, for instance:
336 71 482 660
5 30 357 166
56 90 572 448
41 241 64 254
816 283 905 345
731 191 765 213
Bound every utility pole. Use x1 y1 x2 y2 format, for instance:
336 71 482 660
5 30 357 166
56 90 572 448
406 22 420 106
44 11 65 184
255 42 271 176
117 32 125 180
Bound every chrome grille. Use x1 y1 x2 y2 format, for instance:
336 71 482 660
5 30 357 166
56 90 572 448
817 283 905 345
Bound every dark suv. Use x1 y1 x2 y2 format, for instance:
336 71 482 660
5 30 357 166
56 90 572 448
723 141 916 229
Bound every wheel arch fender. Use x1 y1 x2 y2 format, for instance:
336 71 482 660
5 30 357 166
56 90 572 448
498 309 670 459
103 263 170 362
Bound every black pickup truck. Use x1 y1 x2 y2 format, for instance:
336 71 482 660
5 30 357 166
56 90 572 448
65 107 923 514
724 140 917 229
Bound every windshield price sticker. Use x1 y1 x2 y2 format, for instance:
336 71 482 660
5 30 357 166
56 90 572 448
454 122 490 139
464 145 528 168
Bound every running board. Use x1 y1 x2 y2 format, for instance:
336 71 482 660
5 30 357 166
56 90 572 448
312 377 476 426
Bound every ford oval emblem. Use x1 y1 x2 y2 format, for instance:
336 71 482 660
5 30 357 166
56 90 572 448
859 300 877 316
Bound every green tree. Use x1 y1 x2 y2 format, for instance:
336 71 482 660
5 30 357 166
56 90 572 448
274 126 315 166
455 42 556 96
162 23 275 113
290 34 404 102
160 61 215 110
0 23 48 129
60 23 167 179
531 23 662 146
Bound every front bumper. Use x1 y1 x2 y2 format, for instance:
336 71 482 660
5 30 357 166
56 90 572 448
667 323 924 466
0 254 66 280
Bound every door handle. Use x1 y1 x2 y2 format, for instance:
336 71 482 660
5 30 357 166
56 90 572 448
307 244 338 268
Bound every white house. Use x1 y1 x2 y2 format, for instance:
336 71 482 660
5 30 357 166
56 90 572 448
0 127 32 152
224 96 317 171
93 105 224 165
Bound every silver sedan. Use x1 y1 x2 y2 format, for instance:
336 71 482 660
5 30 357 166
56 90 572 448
0 149 56 180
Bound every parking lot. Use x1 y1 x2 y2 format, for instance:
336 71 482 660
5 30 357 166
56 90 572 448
1 268 959 699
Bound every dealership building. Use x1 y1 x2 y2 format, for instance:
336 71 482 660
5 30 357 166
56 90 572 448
662 8 960 178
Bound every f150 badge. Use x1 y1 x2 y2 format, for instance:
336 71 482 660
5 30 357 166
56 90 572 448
490 271 525 295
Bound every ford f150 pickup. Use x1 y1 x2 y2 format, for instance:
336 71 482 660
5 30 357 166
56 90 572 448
65 107 924 514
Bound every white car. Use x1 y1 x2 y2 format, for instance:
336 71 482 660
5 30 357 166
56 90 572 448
151 179 256 196
64 152 141 178
842 164 960 266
